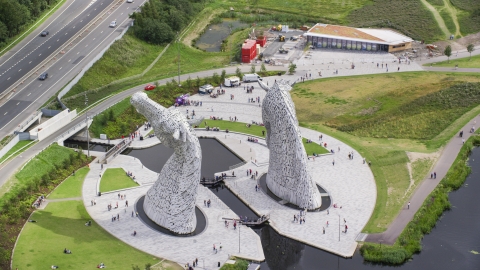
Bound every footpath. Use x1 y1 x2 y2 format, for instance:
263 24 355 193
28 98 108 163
366 115 479 244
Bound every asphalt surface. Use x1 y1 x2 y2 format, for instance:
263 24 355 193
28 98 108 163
0 0 146 137
0 0 110 94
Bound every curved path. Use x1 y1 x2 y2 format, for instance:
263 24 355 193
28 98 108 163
420 0 450 38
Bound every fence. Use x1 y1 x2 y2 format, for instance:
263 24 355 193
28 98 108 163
100 138 132 164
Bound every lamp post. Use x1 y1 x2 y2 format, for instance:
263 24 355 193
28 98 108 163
85 93 90 157
338 215 341 241
238 220 241 253
177 31 181 86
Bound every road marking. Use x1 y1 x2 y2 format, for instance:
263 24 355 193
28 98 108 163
29 61 32 64
7 77 10 80
88 14 90 16
39 53 42 56
80 20 83 22
65 32 68 35
57 39 59 42
48 46 51 49
101 31 103 33
18 69 21 72
73 26 76 29
85 44 88 47
59 67 62 70
16 102 20 105
77 52 80 54
27 93 31 96
68 59 71 62
121 13 123 15
39 84 42 87
4 112 7 115
93 38 96 40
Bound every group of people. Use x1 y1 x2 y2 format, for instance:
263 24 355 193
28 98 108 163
204 199 212 207
185 258 199 270
209 116 222 120
247 137 258 143
32 195 45 208
205 126 220 131
245 85 255 93
293 209 307 224
126 171 136 180
247 97 260 103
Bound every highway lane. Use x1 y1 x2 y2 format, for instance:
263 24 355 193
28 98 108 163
0 0 145 136
0 0 114 94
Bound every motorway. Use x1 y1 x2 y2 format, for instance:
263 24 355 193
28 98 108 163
0 0 147 138
0 0 110 93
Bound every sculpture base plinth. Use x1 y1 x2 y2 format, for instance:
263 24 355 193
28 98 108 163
259 174 331 212
135 195 206 237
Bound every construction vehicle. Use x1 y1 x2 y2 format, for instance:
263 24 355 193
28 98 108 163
278 35 285 42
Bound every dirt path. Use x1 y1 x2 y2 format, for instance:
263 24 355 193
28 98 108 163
420 0 449 39
443 0 462 37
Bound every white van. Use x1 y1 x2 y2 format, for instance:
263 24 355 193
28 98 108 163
243 73 262 82
224 76 240 87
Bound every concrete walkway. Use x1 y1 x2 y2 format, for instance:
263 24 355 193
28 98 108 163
366 115 480 244
83 155 265 270
196 129 376 257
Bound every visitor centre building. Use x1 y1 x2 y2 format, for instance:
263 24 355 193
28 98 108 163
304 23 413 53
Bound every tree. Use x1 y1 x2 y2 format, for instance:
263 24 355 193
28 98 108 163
134 18 174 44
235 67 243 80
212 72 220 85
467 44 475 60
195 76 201 88
250 64 256 73
221 70 227 83
260 63 267 73
288 63 297 74
444 45 452 63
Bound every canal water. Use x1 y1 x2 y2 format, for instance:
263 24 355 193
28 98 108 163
122 141 480 269
195 20 247 52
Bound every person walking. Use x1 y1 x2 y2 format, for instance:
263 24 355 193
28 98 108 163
408 202 410 209
323 227 325 234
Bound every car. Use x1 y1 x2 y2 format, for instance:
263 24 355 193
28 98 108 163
38 72 48 80
199 84 214 94
40 31 49 37
126 0 134 2
144 84 156 91
109 21 117 28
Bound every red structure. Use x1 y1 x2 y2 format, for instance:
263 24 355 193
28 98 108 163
256 36 266 47
242 40 257 63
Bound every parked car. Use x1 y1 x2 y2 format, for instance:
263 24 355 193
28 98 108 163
109 21 117 28
40 31 49 37
38 72 48 80
144 84 156 91
198 84 214 94
126 0 134 2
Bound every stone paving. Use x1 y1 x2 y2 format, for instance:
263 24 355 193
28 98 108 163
83 156 265 270
195 129 376 257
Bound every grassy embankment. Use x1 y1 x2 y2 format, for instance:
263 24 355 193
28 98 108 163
0 144 93 268
361 134 480 264
429 53 480 68
100 168 139 193
291 71 480 233
219 258 248 270
0 140 35 164
0 0 67 58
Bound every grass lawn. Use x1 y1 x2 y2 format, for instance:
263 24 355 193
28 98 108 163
12 201 181 270
302 138 329 155
199 119 266 138
48 167 90 199
0 140 35 164
100 168 139 193
428 53 480 68
292 71 480 233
